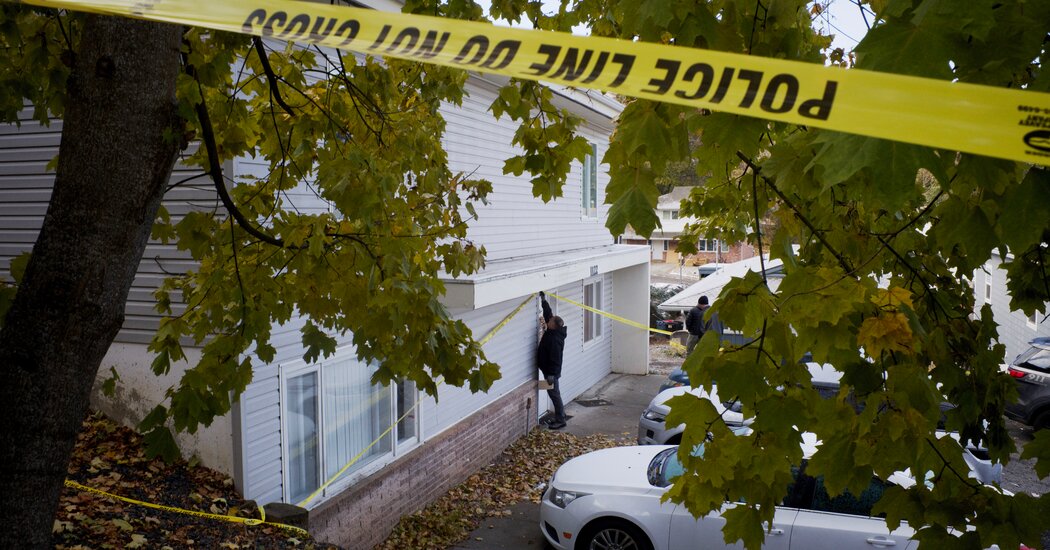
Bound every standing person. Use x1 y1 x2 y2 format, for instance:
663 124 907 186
537 291 568 430
685 295 711 354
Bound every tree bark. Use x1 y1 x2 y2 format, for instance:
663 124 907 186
0 15 183 547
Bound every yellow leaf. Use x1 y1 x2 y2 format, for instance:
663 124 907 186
858 312 913 358
872 287 913 309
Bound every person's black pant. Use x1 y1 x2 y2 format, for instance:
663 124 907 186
546 375 566 422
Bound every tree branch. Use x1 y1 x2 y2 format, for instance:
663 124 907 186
737 151 854 275
252 38 296 116
181 47 285 248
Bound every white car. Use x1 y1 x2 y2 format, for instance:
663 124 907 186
638 363 841 445
638 366 1002 485
539 439 1001 550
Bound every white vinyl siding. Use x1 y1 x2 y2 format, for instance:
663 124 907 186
443 80 613 261
554 276 613 405
978 256 1050 365
0 106 215 345
423 296 541 437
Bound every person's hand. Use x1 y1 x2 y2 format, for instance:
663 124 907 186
539 291 545 299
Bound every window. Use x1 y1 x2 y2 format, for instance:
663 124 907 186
582 143 598 217
286 372 320 504
396 380 417 443
697 239 722 252
985 271 992 304
282 354 419 503
807 475 890 517
584 281 603 342
661 209 680 220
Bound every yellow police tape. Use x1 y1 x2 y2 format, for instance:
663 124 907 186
63 479 311 538
548 291 674 336
20 0 1050 165
297 292 536 507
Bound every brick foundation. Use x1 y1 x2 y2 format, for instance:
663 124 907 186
310 381 536 549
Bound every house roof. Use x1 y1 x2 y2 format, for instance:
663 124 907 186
658 254 785 312
657 186 693 208
440 244 649 311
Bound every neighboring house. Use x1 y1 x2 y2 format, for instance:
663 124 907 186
975 253 1050 364
621 186 756 266
0 67 648 550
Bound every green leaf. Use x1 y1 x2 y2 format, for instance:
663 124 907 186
999 168 1050 253
101 366 120 398
9 252 30 284
301 322 337 364
854 19 954 79
141 426 181 462
605 167 660 237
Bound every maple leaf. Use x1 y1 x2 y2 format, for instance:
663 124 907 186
858 312 913 358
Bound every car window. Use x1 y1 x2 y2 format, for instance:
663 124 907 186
1014 345 1050 373
807 475 890 517
781 464 814 508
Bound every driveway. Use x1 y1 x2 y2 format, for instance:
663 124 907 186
450 372 666 550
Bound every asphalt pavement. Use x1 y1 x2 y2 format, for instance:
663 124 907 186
450 372 666 550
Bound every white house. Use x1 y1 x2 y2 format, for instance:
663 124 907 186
0 44 649 550
620 186 756 265
975 253 1050 364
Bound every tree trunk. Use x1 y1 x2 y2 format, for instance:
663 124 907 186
0 15 183 547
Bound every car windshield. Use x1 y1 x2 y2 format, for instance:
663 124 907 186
1014 345 1050 373
648 447 690 487
649 427 751 487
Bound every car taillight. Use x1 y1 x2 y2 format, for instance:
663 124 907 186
1007 367 1026 379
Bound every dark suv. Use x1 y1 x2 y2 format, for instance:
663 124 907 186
1005 337 1050 430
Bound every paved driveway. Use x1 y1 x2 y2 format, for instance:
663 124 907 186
450 372 666 550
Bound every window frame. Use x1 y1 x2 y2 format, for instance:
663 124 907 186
581 142 599 219
583 279 604 345
697 239 722 252
279 361 322 505
279 348 422 505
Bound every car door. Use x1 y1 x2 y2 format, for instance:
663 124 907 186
788 475 916 550
667 503 797 549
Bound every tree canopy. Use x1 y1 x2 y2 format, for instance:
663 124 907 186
0 0 1048 548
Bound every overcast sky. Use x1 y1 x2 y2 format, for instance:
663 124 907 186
479 0 872 52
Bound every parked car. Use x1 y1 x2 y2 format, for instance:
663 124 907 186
638 384 748 446
651 302 684 333
641 362 841 445
653 317 683 332
658 352 815 393
1004 337 1050 430
639 364 1002 484
539 434 1006 550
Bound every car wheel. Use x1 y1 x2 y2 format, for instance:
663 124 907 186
1033 409 1050 430
664 434 682 445
578 519 653 550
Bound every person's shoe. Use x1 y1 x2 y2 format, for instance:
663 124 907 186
547 420 567 430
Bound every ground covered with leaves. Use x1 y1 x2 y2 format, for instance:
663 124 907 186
375 429 628 550
55 412 336 549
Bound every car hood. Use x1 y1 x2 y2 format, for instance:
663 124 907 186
552 446 667 493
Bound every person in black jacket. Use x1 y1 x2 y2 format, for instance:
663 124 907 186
685 295 711 354
537 291 568 429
